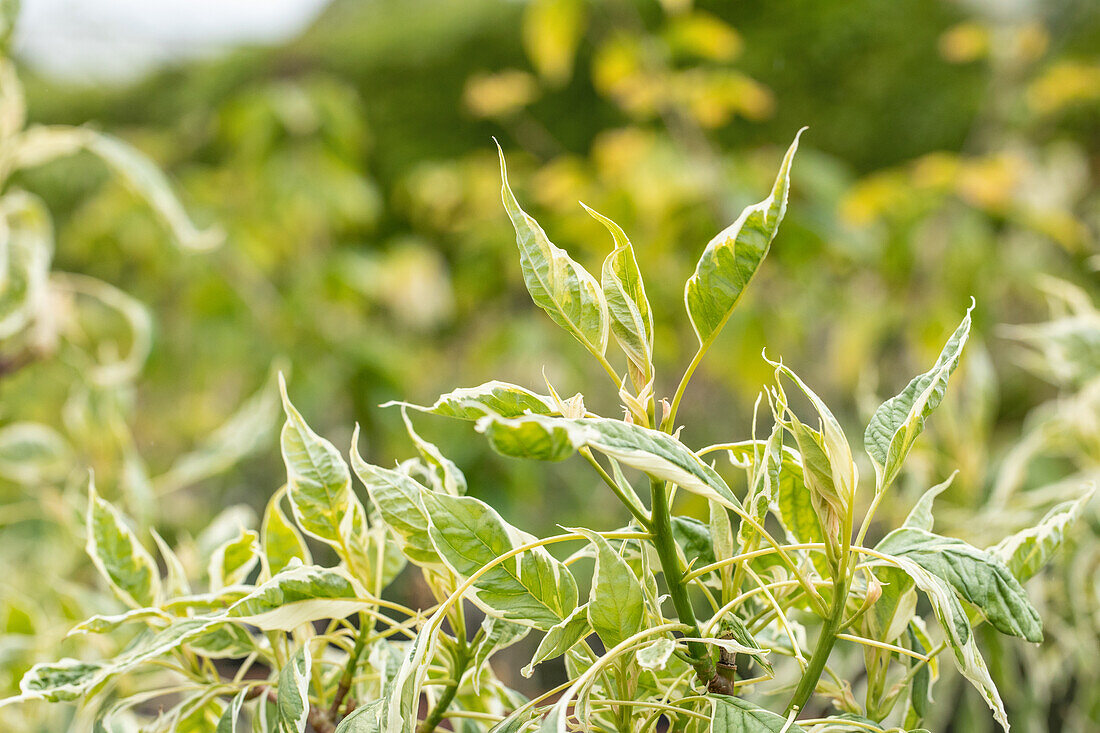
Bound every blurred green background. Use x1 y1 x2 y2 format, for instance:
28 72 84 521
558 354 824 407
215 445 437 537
1 0 1098 730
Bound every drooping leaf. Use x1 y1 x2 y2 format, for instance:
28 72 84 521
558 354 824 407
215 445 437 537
275 647 311 733
685 129 803 346
865 304 974 491
876 554 1007 730
278 375 353 548
497 143 609 357
877 527 1042 642
86 477 161 608
572 527 645 648
709 695 806 732
422 491 578 629
393 380 556 421
478 412 579 462
586 203 653 388
990 488 1092 582
82 131 224 252
717 612 772 674
474 414 745 512
228 563 371 631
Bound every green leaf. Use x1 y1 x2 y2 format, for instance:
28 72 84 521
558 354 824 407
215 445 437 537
477 414 745 511
421 491 578 629
990 489 1092 582
276 647 311 733
0 422 73 484
497 143 609 356
228 563 371 631
572 527 644 648
902 473 957 532
877 527 1042 642
350 428 443 568
862 565 916 644
585 203 653 388
394 380 557 420
399 407 465 495
739 421 783 547
216 689 248 733
716 612 772 674
864 304 974 491
905 623 934 726
261 487 312 577
472 617 529 690
479 412 579 462
685 129 803 346
151 527 191 597
208 527 260 590
335 699 385 732
15 618 217 705
709 499 734 565
13 658 106 703
709 694 806 732
278 374 353 548
86 477 161 608
521 603 590 677
0 191 52 341
671 515 716 567
769 359 857 512
189 623 258 659
636 637 676 670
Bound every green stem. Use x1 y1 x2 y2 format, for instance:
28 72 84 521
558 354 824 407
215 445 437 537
581 447 651 527
785 576 850 715
329 616 369 718
417 643 471 733
649 478 721 691
662 346 706 432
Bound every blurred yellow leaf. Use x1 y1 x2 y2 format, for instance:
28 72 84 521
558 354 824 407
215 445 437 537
938 22 989 64
1027 61 1100 115
463 70 540 119
1012 22 1049 65
955 154 1023 212
522 0 586 87
839 172 909 227
664 11 742 62
592 34 645 98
